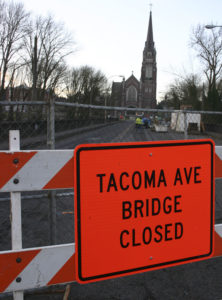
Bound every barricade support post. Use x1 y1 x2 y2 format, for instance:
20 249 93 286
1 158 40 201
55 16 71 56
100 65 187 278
9 131 23 300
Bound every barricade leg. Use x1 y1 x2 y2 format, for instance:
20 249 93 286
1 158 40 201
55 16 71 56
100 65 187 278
9 131 24 300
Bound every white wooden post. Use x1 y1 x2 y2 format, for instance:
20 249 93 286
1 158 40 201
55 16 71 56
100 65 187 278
184 111 188 140
9 130 23 300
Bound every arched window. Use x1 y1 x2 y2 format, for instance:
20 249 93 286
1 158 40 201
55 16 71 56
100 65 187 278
126 86 137 102
145 66 152 79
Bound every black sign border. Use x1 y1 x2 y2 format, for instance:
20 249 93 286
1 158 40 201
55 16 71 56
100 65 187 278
75 140 214 282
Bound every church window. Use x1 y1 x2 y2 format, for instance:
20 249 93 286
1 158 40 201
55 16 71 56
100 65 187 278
145 66 152 79
126 86 137 102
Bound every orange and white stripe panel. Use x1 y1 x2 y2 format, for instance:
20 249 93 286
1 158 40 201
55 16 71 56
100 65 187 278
0 150 73 192
0 227 221 293
215 146 222 178
0 228 221 293
214 224 222 257
0 145 222 192
0 244 75 293
0 146 222 192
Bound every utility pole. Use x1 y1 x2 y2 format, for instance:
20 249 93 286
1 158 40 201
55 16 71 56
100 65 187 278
32 35 37 101
89 89 93 119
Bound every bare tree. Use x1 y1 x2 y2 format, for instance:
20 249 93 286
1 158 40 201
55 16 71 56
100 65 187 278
0 0 30 100
22 15 75 100
159 73 202 110
64 65 108 119
65 65 107 103
190 25 222 110
191 25 222 92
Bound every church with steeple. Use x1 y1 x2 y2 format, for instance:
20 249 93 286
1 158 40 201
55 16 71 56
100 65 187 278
111 9 157 109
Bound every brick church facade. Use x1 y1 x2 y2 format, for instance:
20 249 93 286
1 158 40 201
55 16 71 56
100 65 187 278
111 11 157 110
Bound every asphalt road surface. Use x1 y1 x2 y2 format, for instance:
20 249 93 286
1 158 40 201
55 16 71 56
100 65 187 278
1 121 222 299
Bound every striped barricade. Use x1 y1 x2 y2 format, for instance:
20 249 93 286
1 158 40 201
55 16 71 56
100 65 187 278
0 146 222 293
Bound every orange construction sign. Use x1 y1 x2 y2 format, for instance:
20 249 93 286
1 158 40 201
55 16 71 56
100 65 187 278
74 139 214 283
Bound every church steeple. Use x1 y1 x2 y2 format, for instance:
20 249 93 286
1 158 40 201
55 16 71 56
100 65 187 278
111 5 157 112
140 8 157 108
147 11 154 49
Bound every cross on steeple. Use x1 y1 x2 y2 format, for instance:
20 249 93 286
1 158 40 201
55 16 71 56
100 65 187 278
149 2 152 11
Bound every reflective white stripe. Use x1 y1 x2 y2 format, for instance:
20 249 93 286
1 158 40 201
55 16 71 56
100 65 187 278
215 224 222 237
2 150 73 192
5 243 75 292
215 146 222 160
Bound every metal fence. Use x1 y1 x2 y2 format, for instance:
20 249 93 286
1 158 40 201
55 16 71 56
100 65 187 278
1 100 222 149
1 100 222 299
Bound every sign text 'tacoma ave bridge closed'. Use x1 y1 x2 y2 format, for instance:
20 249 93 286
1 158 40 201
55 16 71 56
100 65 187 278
74 140 214 283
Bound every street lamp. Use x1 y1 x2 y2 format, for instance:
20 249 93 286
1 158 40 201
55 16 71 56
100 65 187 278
108 75 125 81
205 25 222 29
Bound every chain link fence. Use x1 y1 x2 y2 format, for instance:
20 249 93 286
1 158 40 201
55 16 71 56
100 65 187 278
1 100 222 149
0 100 222 298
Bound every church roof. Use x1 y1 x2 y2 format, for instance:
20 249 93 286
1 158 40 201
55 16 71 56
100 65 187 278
125 74 139 85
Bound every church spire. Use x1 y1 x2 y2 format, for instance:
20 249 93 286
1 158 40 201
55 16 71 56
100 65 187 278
147 10 154 49
140 6 157 108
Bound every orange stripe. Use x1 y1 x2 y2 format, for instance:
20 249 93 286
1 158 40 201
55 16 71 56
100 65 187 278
213 231 222 257
0 152 36 189
47 253 76 285
43 157 74 189
0 249 40 292
215 153 222 178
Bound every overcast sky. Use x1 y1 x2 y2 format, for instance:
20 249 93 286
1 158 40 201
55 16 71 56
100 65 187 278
20 0 222 101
